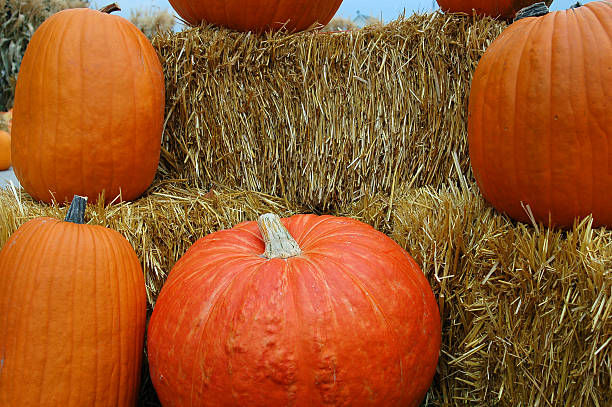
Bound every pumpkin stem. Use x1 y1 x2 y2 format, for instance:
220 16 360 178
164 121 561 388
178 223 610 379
257 213 302 259
99 3 121 14
570 2 582 8
514 2 549 21
64 195 88 224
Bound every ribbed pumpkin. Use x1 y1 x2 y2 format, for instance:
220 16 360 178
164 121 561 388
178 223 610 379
148 213 441 407
0 130 9 170
0 196 146 405
436 0 553 19
11 4 164 204
468 1 612 228
167 0 343 32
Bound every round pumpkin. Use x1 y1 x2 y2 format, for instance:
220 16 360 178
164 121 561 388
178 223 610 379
468 1 612 228
0 130 10 170
148 213 441 406
168 0 344 32
11 4 165 204
436 0 553 19
0 195 146 405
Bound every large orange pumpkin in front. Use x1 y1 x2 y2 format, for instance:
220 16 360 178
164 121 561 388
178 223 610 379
436 0 552 19
0 196 146 405
468 1 612 228
148 213 441 407
168 0 343 32
11 5 164 204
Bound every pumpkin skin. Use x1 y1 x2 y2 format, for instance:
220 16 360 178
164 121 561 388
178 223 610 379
468 1 612 228
11 7 164 204
0 196 147 405
436 0 553 19
148 214 441 407
168 0 344 32
0 130 9 170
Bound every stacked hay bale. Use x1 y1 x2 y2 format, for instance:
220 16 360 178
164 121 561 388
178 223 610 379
0 11 609 407
153 13 504 211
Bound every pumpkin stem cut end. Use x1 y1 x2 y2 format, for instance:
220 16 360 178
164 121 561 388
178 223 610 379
99 3 121 14
257 213 302 259
514 2 549 21
65 195 88 224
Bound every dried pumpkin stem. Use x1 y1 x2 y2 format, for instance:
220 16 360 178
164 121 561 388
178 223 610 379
99 3 121 14
514 2 550 21
64 195 88 224
257 213 302 259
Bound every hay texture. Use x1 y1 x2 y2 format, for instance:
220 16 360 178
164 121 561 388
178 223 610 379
154 13 505 210
0 181 303 304
0 181 609 406
391 183 611 406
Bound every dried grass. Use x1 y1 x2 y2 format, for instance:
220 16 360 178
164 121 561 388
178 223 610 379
129 6 176 39
153 12 505 211
0 180 609 406
390 182 611 406
0 181 304 304
0 0 89 110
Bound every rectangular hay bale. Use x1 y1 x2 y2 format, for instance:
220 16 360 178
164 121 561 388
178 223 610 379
0 182 608 406
154 13 505 211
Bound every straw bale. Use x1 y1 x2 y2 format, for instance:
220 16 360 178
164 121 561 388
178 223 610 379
0 181 303 304
390 182 612 406
0 181 609 405
153 13 505 211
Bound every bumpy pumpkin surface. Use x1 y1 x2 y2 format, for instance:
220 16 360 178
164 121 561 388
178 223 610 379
0 130 9 170
148 214 441 407
168 0 343 32
436 0 553 19
11 6 164 204
0 197 147 405
468 1 612 228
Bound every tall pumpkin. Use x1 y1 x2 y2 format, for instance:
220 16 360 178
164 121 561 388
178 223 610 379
0 130 9 170
468 1 612 228
167 0 344 32
11 4 165 204
148 213 441 407
436 0 552 19
0 196 146 405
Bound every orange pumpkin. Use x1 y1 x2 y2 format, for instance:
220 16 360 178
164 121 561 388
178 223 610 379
148 213 441 407
436 0 552 19
0 130 9 170
11 4 165 204
168 0 343 32
468 1 612 228
0 195 146 405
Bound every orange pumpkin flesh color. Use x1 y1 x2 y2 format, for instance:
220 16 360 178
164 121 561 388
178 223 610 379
436 0 553 19
0 130 9 170
0 195 146 405
148 213 441 406
168 0 343 32
11 4 164 204
468 1 612 228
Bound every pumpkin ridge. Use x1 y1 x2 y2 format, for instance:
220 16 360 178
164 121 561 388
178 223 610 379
37 17 58 200
114 19 139 200
51 15 72 194
37 220 75 404
189 260 266 404
297 254 343 403
0 219 53 400
504 16 540 215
